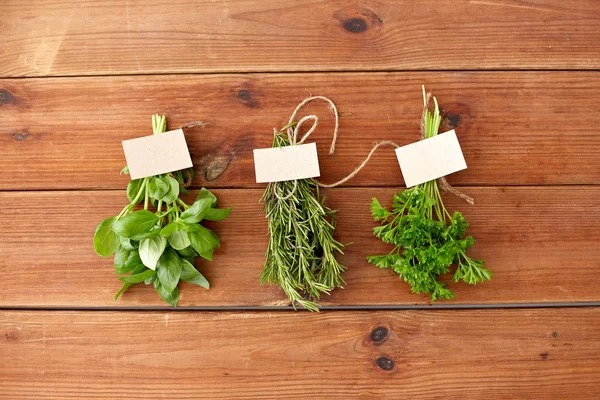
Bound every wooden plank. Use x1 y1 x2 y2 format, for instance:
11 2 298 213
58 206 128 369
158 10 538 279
1 187 597 307
1 308 599 398
1 72 599 190
1 0 599 77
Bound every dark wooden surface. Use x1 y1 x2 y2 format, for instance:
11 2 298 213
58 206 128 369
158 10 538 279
2 0 599 76
1 309 599 399
1 187 598 307
1 0 599 398
1 73 599 190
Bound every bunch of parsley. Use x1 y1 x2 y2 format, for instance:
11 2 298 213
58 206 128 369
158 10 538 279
93 115 231 306
367 90 491 300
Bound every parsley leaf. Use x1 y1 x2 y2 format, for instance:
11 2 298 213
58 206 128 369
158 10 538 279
367 88 491 300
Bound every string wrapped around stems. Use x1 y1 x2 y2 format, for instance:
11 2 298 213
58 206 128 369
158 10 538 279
260 94 474 311
272 95 473 202
260 97 345 311
366 87 488 301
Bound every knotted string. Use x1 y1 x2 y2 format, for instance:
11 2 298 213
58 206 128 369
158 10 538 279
284 95 338 153
272 95 474 205
420 94 474 205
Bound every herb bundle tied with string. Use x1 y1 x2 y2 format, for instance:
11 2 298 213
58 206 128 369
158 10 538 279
367 87 492 300
93 115 231 306
260 97 347 312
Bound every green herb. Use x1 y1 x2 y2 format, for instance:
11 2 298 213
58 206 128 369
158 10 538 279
367 88 491 300
260 129 346 312
93 115 232 306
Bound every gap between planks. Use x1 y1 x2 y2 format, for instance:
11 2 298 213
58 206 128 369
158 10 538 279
2 69 600 80
1 183 599 194
2 302 600 312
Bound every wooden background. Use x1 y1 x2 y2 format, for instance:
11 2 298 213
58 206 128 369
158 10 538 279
1 0 599 398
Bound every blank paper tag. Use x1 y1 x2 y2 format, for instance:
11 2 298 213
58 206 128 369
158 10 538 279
253 143 321 183
122 129 193 180
395 130 467 188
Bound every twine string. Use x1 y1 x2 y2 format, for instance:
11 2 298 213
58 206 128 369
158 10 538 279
272 95 474 205
286 96 339 154
273 96 339 200
317 140 400 188
420 94 474 205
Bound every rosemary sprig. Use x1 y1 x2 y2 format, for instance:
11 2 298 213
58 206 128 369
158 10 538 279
260 131 346 311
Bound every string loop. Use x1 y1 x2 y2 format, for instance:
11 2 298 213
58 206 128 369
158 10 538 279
272 95 474 205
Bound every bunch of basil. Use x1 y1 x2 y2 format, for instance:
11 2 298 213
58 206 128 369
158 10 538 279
93 115 231 306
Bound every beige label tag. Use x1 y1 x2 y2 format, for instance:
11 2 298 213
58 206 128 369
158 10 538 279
122 129 193 180
253 143 321 183
395 130 467 188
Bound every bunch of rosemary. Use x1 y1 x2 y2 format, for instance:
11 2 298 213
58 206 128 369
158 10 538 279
260 130 346 311
367 88 491 300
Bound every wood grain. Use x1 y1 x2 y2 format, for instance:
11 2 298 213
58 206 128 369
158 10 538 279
1 0 599 77
2 72 600 190
2 0 598 395
1 187 597 307
1 308 599 399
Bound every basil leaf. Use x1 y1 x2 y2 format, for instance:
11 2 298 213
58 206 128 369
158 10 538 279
139 236 167 270
160 221 180 237
168 230 191 250
113 210 158 238
144 275 155 285
116 249 143 274
114 283 130 301
177 246 198 257
174 171 185 186
114 264 145 301
180 223 199 233
198 247 215 261
196 187 217 207
160 176 180 203
156 248 182 293
153 280 179 307
131 228 161 241
149 176 169 201
181 259 209 289
180 222 210 233
119 268 155 284
180 198 212 224
114 246 135 274
120 236 138 251
204 207 232 221
93 217 119 257
181 255 195 265
114 246 128 266
127 179 144 204
187 225 220 254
